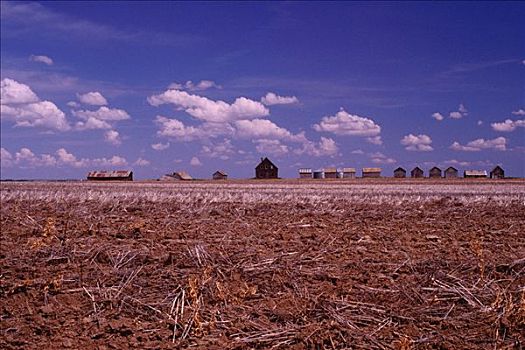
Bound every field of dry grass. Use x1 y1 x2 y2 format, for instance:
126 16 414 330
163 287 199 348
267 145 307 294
1 180 524 349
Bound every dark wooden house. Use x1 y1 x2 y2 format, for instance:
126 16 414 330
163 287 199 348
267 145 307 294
429 167 442 178
362 168 381 178
87 170 133 181
490 166 504 179
213 170 228 180
411 167 424 178
255 157 278 179
444 167 458 179
393 167 406 178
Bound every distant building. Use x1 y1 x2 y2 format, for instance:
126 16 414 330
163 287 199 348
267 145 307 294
213 170 228 180
490 166 505 179
313 169 324 179
324 167 338 179
362 167 381 178
87 170 133 181
429 167 442 178
411 167 424 178
393 167 406 178
298 168 312 179
343 168 356 179
255 157 278 179
464 170 487 178
444 167 458 179
160 171 193 181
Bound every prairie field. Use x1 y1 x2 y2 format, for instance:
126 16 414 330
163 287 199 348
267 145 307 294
1 180 524 349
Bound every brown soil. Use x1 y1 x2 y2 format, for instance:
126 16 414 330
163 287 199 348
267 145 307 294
1 182 524 349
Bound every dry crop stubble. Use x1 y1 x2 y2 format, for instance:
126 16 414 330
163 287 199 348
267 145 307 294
0 180 524 349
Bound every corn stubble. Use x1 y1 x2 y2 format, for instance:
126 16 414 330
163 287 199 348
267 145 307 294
1 180 524 349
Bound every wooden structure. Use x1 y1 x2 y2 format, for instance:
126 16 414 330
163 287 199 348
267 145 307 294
212 170 228 180
324 167 337 179
429 167 442 178
298 168 312 179
255 157 278 179
444 167 458 179
313 170 324 179
343 168 356 179
87 170 133 181
464 170 487 178
393 167 406 178
490 166 504 179
362 168 381 178
161 171 193 181
411 167 424 178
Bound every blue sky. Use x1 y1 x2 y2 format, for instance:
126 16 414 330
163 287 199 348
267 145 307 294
1 1 524 179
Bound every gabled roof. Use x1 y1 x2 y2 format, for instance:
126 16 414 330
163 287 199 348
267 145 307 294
214 170 227 176
411 166 423 172
429 166 441 171
491 165 504 172
87 170 132 178
343 167 356 172
394 167 406 172
445 166 458 172
256 157 277 169
363 167 381 172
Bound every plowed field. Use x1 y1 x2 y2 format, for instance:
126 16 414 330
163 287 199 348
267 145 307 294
1 180 524 349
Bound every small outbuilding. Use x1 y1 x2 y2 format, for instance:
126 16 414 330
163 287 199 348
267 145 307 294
160 171 193 181
255 157 278 179
444 167 458 179
411 167 424 178
429 167 442 178
313 169 324 179
87 170 133 181
324 167 338 179
464 170 487 178
362 167 381 178
298 168 312 179
213 170 228 180
393 167 406 178
490 166 505 179
343 168 356 179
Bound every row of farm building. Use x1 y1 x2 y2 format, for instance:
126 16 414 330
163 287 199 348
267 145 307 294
298 165 505 179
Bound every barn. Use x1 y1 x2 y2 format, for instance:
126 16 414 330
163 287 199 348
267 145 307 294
343 168 356 178
444 166 458 179
393 167 406 178
324 167 338 179
160 171 193 181
411 167 424 178
464 170 487 179
298 168 312 179
87 170 133 181
429 167 442 178
255 157 278 179
362 168 381 178
213 170 228 180
490 166 504 179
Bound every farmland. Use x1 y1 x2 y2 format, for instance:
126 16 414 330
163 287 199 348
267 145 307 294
1 180 524 349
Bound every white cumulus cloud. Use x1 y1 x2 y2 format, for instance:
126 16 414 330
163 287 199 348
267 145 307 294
201 139 235 160
491 119 525 132
1 148 14 167
73 106 130 121
400 134 434 151
432 112 444 121
313 109 381 137
151 142 170 151
148 89 269 123
104 130 121 145
77 91 108 106
168 80 220 91
1 78 70 131
133 157 150 166
190 156 202 166
295 137 339 157
254 139 289 156
29 54 53 65
450 137 507 151
511 109 525 116
369 152 396 164
261 92 299 106
155 116 233 141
